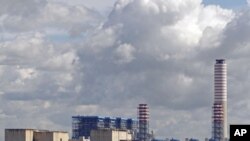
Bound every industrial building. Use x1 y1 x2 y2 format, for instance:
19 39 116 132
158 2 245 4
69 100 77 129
90 129 132 141
185 138 199 141
212 59 228 141
205 138 217 141
5 129 34 141
5 129 69 141
138 104 150 141
69 137 90 141
166 139 180 141
72 116 138 139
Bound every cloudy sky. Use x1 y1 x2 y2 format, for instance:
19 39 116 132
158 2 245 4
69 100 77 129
1 0 250 140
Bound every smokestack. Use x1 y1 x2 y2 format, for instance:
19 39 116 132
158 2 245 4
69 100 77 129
212 59 228 141
138 104 149 141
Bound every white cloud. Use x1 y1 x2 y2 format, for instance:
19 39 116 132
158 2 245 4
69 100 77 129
0 0 46 16
43 51 79 71
84 25 118 53
1 1 102 35
74 105 99 114
100 0 233 63
114 43 136 64
48 0 117 12
18 68 37 80
2 0 250 140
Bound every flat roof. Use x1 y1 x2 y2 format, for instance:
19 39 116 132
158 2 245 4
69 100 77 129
5 129 68 133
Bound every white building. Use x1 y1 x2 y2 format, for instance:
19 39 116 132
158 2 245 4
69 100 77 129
5 129 69 141
90 129 132 141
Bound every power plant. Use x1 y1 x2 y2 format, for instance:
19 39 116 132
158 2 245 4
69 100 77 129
71 104 152 141
212 59 228 141
72 116 137 140
4 59 232 141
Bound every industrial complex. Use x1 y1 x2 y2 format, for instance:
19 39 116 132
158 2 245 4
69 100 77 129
4 59 229 141
71 116 137 139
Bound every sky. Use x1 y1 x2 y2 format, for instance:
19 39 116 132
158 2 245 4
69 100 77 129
204 0 247 8
1 0 250 140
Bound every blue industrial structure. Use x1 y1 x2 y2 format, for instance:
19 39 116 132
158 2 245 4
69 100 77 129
169 138 180 141
151 139 167 141
188 139 199 141
72 116 138 139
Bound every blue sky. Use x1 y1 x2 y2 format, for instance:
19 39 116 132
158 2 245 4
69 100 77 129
203 0 247 8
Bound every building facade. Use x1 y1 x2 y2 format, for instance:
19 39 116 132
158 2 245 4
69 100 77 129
90 129 132 141
5 129 69 141
69 137 90 141
5 129 34 141
185 138 199 141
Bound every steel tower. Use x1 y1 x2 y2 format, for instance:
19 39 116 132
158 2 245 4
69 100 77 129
212 59 228 141
138 104 149 141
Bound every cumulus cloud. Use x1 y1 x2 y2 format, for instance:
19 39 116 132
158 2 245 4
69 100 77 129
0 0 46 16
0 0 101 36
98 0 233 61
48 0 117 12
0 33 81 102
74 0 234 139
2 0 250 140
114 43 136 64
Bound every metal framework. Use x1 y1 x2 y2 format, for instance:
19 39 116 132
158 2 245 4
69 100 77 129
212 103 224 141
138 104 149 141
72 116 138 139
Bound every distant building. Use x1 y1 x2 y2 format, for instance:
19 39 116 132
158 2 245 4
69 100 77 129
5 129 69 141
5 129 34 141
69 137 90 141
206 139 228 141
151 139 167 141
72 116 138 139
185 138 199 141
169 138 180 141
163 138 180 141
90 129 132 141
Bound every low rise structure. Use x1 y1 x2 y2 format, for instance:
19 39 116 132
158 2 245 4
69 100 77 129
90 129 132 141
5 129 69 141
185 138 199 141
5 129 34 141
69 137 90 141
